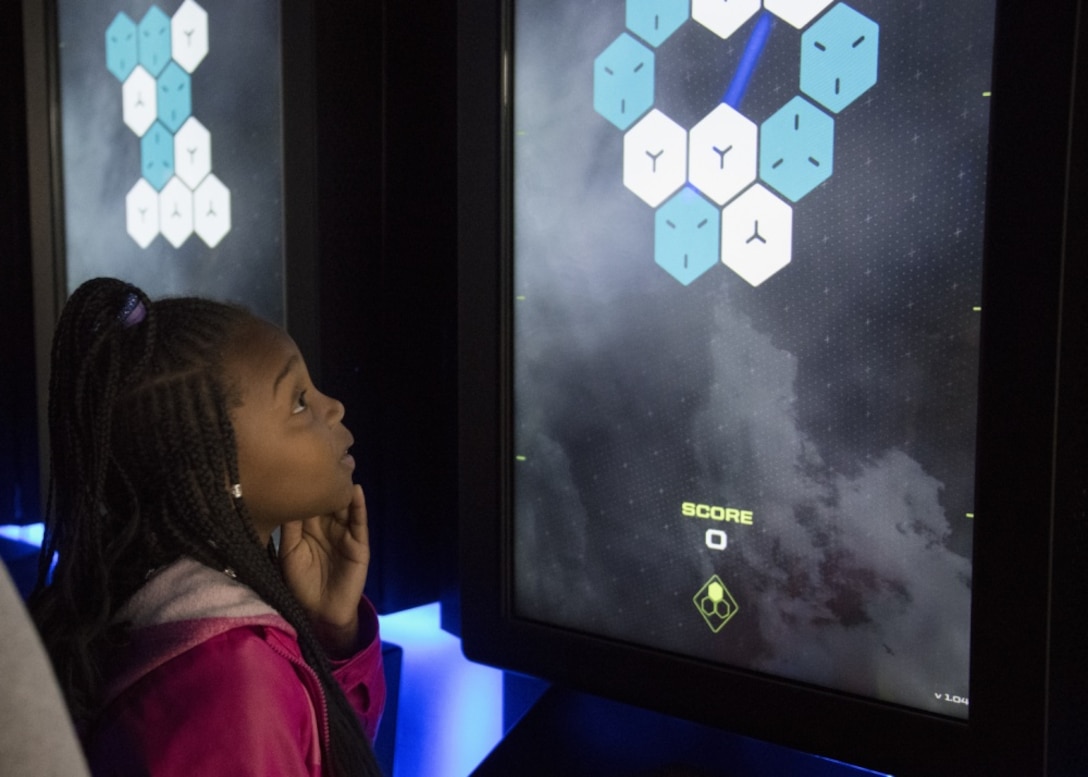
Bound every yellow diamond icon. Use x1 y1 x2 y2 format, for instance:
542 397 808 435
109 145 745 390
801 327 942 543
694 575 740 633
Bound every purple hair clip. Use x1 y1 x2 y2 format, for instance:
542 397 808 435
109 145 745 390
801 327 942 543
118 293 147 328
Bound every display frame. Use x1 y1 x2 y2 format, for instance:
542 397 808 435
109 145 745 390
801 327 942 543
458 0 1088 774
22 0 319 507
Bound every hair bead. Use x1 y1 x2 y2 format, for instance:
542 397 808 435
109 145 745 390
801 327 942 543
118 293 147 328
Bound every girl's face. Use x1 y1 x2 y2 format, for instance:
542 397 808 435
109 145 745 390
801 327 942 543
225 318 357 544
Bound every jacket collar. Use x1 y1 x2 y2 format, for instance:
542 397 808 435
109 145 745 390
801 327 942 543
102 558 293 708
117 557 278 627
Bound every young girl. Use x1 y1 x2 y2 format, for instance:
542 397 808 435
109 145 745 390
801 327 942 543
30 277 386 776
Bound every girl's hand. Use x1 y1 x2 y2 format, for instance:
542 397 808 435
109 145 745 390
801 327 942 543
279 484 370 657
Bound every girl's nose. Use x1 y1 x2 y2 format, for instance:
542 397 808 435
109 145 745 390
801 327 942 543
327 394 346 425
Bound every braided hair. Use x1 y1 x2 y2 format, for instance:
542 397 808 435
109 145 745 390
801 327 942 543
30 278 382 776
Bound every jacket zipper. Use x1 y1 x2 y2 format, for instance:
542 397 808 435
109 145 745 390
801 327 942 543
265 636 333 755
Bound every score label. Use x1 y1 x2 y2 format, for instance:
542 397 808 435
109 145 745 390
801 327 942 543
681 501 754 524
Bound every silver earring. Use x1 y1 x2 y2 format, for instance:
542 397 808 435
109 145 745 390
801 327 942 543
230 483 243 499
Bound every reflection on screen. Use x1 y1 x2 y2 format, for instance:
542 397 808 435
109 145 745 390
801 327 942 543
511 0 994 719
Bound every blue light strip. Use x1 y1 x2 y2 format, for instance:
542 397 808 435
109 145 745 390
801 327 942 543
724 11 774 109
377 603 504 777
0 522 45 546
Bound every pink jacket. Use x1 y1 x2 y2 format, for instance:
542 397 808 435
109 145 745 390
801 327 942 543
84 558 385 776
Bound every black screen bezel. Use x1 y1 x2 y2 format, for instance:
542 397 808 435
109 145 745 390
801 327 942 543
458 1 1087 774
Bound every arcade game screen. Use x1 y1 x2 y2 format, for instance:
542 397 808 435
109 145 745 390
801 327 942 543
54 0 285 323
510 0 995 719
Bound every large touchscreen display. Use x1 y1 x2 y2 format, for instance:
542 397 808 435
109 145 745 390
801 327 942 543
512 0 995 718
56 0 285 324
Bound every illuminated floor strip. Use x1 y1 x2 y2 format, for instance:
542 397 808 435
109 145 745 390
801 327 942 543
377 603 504 777
0 522 45 546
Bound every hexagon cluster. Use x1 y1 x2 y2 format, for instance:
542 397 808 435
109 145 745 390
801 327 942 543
107 0 231 249
593 1 879 287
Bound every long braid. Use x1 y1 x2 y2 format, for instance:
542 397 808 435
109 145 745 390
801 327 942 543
31 278 381 776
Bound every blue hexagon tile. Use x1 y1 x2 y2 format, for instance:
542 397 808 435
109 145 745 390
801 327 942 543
759 96 835 203
157 61 191 132
801 4 879 114
627 0 689 47
140 122 175 191
137 6 172 76
655 188 721 286
594 33 655 130
106 12 138 82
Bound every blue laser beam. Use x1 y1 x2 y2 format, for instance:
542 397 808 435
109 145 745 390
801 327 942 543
723 11 775 109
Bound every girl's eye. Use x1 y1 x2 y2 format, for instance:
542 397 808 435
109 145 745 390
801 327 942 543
292 390 309 415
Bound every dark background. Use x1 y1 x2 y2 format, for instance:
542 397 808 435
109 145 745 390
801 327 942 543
2 2 40 531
